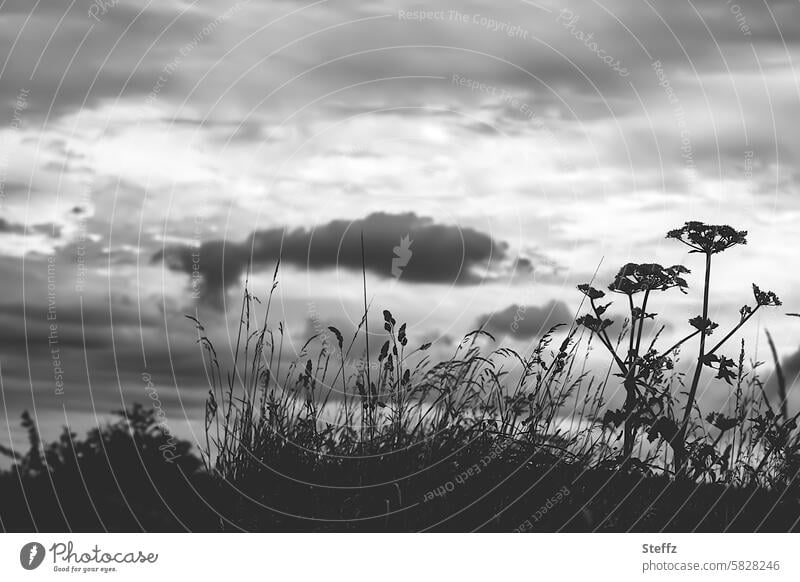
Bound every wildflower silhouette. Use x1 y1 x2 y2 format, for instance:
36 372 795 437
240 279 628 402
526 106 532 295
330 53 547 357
666 222 779 473
577 221 782 474
578 262 689 460
666 221 748 254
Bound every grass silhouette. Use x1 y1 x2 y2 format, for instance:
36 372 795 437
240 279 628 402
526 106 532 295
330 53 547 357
2 221 799 532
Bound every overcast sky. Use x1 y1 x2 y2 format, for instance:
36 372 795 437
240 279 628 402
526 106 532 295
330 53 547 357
1 0 799 450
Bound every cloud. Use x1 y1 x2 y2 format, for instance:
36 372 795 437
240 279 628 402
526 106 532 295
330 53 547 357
476 300 573 339
0 248 218 425
0 0 241 122
0 218 26 234
0 217 61 238
153 212 508 304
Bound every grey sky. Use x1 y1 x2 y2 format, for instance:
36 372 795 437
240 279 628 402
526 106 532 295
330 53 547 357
1 0 799 449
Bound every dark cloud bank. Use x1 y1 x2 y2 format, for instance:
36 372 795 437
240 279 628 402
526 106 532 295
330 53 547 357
153 212 508 303
477 300 573 339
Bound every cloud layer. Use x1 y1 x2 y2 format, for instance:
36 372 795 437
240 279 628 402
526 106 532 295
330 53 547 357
477 300 573 339
154 211 508 303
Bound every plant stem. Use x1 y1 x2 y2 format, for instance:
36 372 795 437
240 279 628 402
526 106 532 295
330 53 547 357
634 288 650 359
658 328 702 359
622 289 650 460
361 231 372 396
706 305 760 357
677 251 712 472
628 294 637 361
590 299 628 376
360 231 372 447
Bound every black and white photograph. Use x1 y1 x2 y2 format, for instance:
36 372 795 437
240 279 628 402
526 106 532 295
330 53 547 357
1 0 799 577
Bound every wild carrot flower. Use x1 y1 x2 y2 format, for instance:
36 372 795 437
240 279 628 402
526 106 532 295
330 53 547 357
752 284 781 307
608 263 690 295
577 283 605 300
666 221 747 254
689 315 718 335
705 412 739 433
576 313 613 333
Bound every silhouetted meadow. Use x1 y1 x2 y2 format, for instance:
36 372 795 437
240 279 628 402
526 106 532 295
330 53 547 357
2 221 800 532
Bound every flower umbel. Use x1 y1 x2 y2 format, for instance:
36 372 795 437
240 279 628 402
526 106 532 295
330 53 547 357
577 283 605 300
689 315 718 335
608 263 690 295
666 221 747 254
752 284 781 307
576 314 613 334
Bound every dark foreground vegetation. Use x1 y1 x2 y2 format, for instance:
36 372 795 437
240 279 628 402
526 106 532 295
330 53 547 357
2 221 799 532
